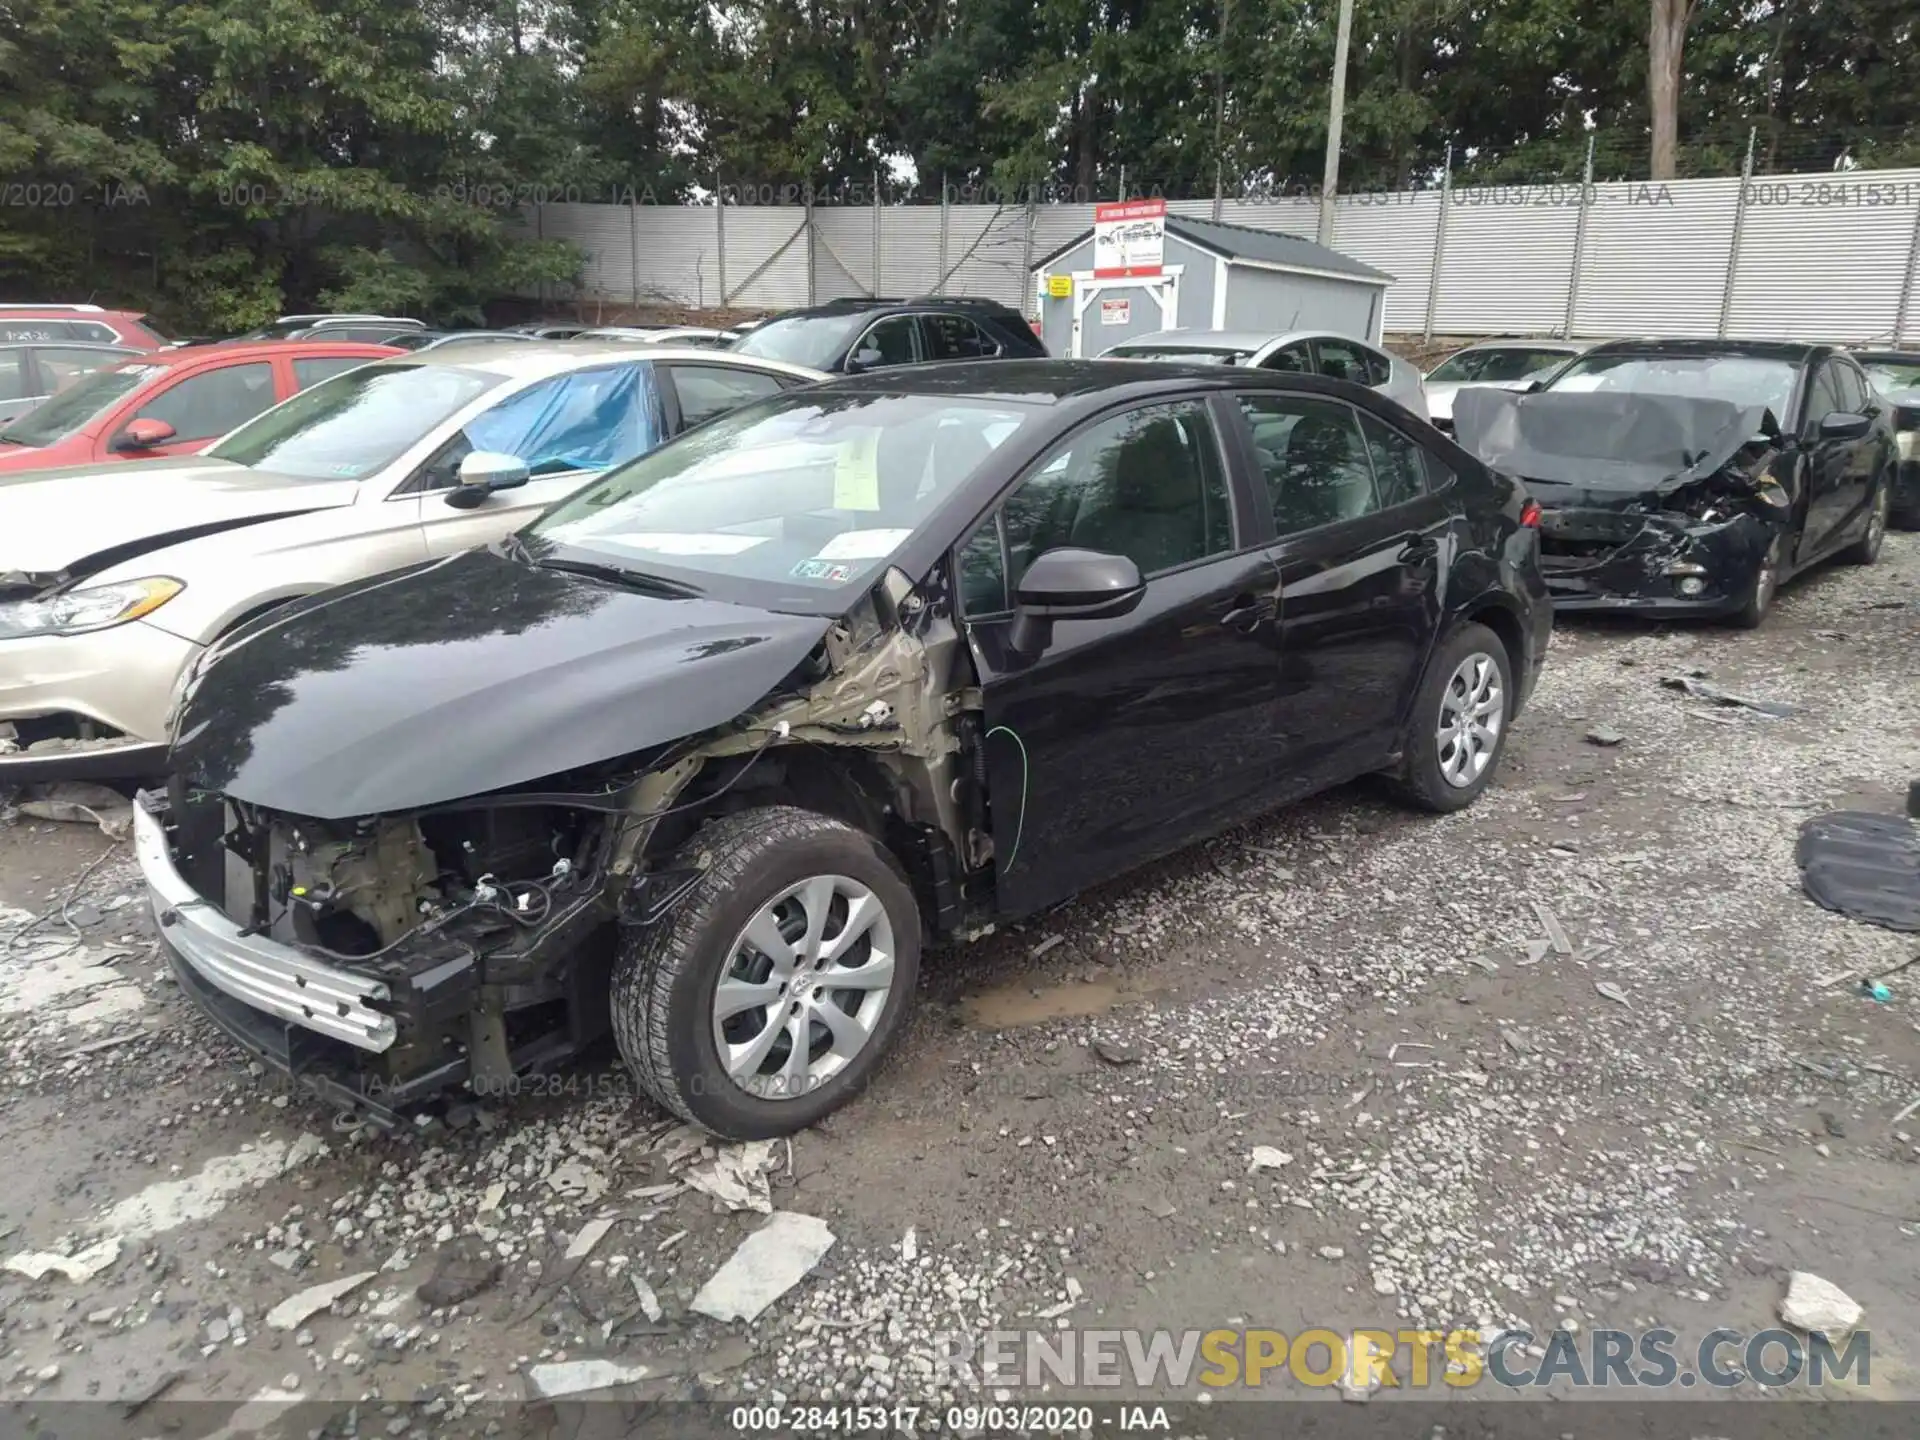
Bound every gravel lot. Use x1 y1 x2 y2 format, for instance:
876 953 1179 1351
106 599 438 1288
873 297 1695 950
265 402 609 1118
2 535 1918 1433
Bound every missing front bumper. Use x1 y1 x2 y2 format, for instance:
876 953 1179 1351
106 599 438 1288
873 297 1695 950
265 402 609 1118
1536 506 1774 615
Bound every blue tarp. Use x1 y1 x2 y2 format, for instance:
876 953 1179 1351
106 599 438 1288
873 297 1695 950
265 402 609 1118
466 363 658 474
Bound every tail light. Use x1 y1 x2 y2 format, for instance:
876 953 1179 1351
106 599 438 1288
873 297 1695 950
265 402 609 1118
1520 500 1543 528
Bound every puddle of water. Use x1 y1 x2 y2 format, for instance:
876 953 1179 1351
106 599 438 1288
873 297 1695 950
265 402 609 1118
959 976 1153 1028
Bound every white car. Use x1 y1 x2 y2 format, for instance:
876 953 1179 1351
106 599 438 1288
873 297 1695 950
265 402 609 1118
0 342 823 781
1422 339 1592 432
1099 329 1429 417
576 326 733 348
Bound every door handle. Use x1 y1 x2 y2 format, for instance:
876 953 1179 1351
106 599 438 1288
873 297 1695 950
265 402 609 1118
1220 593 1274 633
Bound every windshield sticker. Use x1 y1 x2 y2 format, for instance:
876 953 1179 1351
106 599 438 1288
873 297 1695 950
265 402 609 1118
832 430 882 510
792 559 856 582
603 532 768 556
815 528 913 561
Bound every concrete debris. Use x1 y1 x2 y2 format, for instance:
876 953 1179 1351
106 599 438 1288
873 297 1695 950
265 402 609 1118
1318 1246 1345 1260
1584 725 1626 747
1030 934 1065 959
1093 1037 1139 1066
901 1226 918 1262
121 1368 183 1417
1594 980 1632 1006
478 1182 506 1213
16 781 134 838
565 1217 618 1261
1464 955 1499 974
1521 938 1553 965
691 1212 836 1324
417 1235 501 1307
1779 1272 1862 1337
1532 903 1573 956
265 1269 376 1330
545 1160 609 1204
631 1274 663 1323
526 1358 655 1399
683 1139 778 1214
4 1236 122 1283
1247 1146 1294 1173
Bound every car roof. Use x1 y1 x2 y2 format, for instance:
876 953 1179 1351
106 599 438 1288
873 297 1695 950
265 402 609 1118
1107 328 1376 353
0 340 136 353
817 357 1391 404
1581 337 1821 362
0 305 147 319
1446 337 1591 354
1852 349 1920 363
762 297 1022 321
378 339 825 381
121 338 404 366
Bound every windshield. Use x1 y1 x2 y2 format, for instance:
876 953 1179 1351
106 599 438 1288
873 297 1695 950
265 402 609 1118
1863 360 1920 394
1104 346 1251 365
0 361 161 447
732 313 862 368
1542 352 1799 419
208 362 500 479
528 391 1035 597
1429 347 1575 383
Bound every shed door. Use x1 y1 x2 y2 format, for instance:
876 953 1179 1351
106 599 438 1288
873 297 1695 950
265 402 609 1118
1071 275 1179 358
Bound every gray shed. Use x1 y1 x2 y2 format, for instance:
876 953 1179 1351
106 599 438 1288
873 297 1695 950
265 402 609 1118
1030 215 1394 358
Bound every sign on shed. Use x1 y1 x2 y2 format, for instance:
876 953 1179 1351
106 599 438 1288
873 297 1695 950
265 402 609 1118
1093 199 1166 277
1099 297 1131 326
1047 274 1072 298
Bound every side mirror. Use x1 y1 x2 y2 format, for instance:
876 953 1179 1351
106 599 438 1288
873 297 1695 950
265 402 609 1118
111 416 177 452
444 450 531 509
1818 411 1871 442
846 347 884 373
1006 548 1145 659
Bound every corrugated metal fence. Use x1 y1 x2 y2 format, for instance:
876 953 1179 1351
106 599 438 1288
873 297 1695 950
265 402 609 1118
526 165 1920 344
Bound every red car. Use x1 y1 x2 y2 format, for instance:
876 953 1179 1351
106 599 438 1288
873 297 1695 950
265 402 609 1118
0 340 402 472
0 304 172 350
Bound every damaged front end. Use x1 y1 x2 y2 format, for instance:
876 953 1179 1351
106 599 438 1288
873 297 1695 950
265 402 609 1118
1453 387 1795 616
137 556 981 1126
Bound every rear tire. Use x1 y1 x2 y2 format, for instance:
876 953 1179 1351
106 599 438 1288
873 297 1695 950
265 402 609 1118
1839 479 1890 566
611 805 921 1138
1387 621 1513 814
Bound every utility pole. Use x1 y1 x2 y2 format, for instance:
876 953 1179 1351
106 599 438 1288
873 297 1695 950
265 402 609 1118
1316 0 1356 247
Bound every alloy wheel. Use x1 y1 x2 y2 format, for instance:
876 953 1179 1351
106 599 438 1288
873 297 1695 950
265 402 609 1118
711 874 897 1101
1436 652 1504 789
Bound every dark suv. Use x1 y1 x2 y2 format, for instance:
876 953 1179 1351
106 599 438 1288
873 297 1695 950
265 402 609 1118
732 296 1046 373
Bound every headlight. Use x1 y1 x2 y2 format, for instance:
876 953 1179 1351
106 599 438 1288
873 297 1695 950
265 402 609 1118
0 577 184 641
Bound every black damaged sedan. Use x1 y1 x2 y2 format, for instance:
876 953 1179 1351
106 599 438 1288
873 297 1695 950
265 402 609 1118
140 361 1549 1137
1455 339 1896 627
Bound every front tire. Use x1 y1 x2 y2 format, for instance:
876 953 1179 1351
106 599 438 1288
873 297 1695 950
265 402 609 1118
612 806 922 1138
1729 531 1785 629
1387 621 1513 814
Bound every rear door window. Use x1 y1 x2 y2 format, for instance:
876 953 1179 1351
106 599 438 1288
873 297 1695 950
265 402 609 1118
134 362 278 441
924 314 1001 361
1357 410 1429 508
1260 342 1311 373
293 355 376 390
1312 338 1372 385
1238 394 1381 536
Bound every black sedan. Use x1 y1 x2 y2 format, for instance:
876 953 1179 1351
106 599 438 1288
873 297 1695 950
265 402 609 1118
139 361 1550 1138
1454 339 1896 627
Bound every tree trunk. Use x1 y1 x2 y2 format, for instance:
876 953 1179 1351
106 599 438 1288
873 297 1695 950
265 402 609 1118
1648 0 1690 179
1074 90 1098 201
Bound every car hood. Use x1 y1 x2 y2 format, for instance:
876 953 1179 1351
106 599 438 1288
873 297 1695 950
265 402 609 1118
0 458 357 580
1452 388 1777 500
169 547 835 819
